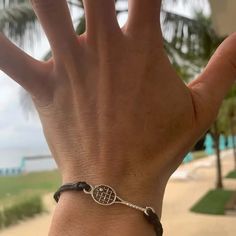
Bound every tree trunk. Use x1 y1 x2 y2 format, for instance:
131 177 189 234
230 117 236 170
213 122 223 189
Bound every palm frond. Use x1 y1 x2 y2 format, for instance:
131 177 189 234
0 2 38 45
43 51 52 61
19 88 36 119
162 10 224 68
75 15 86 35
0 0 30 8
67 0 82 8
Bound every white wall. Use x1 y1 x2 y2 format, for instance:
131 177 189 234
210 0 236 36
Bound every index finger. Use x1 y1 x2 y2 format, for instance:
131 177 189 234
0 34 50 97
31 0 77 59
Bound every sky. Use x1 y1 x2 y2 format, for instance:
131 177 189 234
0 1 210 155
0 40 50 153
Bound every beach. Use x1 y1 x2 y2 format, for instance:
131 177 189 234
0 150 236 236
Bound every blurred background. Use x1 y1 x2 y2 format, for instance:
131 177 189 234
0 0 236 235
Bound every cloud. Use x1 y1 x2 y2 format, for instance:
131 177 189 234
0 75 48 151
0 75 19 111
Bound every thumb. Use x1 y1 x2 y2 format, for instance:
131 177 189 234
188 33 236 129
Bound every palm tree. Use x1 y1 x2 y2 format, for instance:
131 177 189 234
164 9 236 188
162 10 224 79
218 96 236 171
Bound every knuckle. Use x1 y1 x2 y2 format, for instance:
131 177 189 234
30 0 59 12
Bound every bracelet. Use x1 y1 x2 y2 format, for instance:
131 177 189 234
54 181 163 236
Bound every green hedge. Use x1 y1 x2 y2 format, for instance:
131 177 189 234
0 210 4 229
0 196 43 229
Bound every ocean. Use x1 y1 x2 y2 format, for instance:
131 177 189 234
0 147 57 175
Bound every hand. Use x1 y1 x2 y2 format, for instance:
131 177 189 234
1 0 236 217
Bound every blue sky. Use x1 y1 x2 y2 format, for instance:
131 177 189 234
0 1 210 153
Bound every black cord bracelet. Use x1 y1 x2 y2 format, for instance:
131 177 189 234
54 181 163 236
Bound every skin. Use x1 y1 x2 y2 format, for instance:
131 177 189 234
0 0 236 235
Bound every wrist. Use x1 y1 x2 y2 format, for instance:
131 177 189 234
50 189 163 236
60 172 166 217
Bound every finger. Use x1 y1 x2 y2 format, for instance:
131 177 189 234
30 0 77 57
188 34 236 128
127 0 161 33
0 34 51 97
82 0 120 41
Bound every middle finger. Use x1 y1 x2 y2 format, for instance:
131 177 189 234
82 0 121 43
